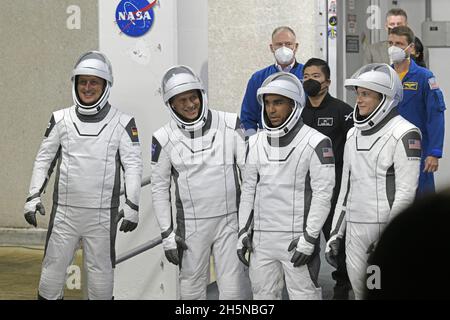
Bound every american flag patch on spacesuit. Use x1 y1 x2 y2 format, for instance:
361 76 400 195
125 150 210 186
322 147 334 158
408 139 421 150
402 131 421 158
315 139 335 164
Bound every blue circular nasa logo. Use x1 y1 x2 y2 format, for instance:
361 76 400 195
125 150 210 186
115 0 156 37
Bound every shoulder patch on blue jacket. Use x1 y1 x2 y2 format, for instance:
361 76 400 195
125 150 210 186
44 115 55 137
428 77 439 90
401 130 422 159
125 118 139 143
152 136 162 162
315 138 335 165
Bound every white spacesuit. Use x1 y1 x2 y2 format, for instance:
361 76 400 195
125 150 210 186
237 72 335 300
151 65 249 300
326 63 422 300
24 51 143 300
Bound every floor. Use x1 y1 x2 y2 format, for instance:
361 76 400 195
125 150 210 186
0 246 83 300
0 237 353 300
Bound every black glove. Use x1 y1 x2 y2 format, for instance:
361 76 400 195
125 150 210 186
116 209 138 233
288 238 312 267
24 199 46 227
325 235 342 268
119 220 138 232
164 235 188 266
237 233 253 267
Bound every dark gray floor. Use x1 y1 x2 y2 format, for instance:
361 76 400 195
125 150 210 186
207 235 354 300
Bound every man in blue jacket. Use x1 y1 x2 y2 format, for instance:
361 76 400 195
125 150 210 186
388 26 446 195
240 26 303 134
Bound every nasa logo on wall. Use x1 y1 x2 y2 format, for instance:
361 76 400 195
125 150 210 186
115 0 157 37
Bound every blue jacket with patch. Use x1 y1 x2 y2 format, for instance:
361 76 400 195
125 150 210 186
240 62 303 132
396 59 446 194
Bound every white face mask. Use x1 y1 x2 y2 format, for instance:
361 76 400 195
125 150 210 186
274 46 294 65
388 44 410 64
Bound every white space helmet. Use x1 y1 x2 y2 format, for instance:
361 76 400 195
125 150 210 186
161 65 208 131
71 51 113 115
257 72 305 138
345 63 403 131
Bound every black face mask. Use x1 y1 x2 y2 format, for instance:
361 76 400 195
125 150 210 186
303 79 324 97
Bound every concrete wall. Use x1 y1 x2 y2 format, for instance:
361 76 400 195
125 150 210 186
0 0 98 228
178 0 209 88
397 0 425 39
208 0 319 114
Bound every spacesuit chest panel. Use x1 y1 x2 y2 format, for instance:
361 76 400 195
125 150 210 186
353 123 397 175
253 127 313 232
258 126 311 179
347 121 399 223
165 113 238 218
55 107 123 208
168 113 234 168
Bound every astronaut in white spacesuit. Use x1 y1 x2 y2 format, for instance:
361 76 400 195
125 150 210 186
237 72 336 300
24 51 143 300
151 65 250 300
325 63 422 300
